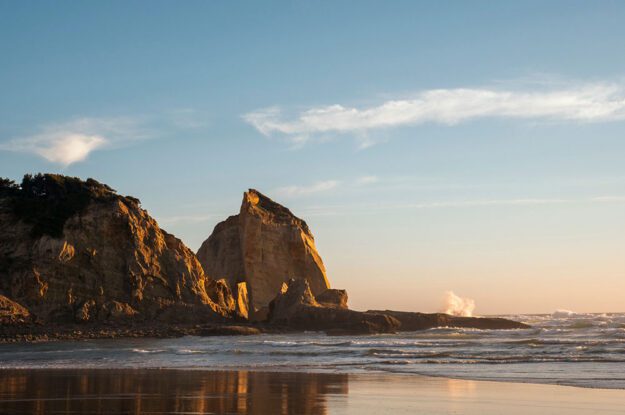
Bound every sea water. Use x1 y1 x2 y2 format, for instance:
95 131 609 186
1 312 624 389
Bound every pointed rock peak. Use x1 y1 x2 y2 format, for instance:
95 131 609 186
197 188 330 315
242 189 310 234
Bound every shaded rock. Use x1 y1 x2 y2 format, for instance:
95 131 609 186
316 289 348 309
367 310 530 331
269 278 320 319
205 279 236 313
251 306 269 323
75 300 96 322
197 189 330 315
155 303 229 324
197 215 244 289
198 325 262 336
0 174 232 325
103 301 138 320
268 279 399 334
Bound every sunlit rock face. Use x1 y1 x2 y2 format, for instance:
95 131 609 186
0 294 31 324
0 174 231 324
197 189 330 316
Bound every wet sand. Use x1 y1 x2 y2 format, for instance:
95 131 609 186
0 369 623 414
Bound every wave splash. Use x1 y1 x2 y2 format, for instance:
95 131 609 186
442 291 475 317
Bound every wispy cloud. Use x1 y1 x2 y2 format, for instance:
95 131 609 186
298 195 625 217
401 198 572 209
167 108 209 130
591 195 625 202
274 180 340 197
12 133 107 166
0 117 148 166
273 175 472 199
356 175 380 185
157 213 222 225
244 82 625 145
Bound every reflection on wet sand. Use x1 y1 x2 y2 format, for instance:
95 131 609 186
0 370 348 415
2 369 625 415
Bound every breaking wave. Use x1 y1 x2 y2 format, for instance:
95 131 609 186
443 291 475 317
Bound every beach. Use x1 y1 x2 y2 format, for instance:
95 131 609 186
0 369 623 414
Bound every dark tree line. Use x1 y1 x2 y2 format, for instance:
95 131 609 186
0 174 137 238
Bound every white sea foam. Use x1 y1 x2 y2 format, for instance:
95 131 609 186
553 309 578 318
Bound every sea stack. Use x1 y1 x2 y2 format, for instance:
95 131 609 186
197 189 330 317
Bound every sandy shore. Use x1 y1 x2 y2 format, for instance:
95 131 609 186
0 369 623 414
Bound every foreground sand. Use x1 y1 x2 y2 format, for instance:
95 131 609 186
0 369 623 414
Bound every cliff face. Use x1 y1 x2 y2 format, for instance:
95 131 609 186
197 189 330 314
0 174 231 324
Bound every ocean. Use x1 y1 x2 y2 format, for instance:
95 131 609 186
1 312 624 389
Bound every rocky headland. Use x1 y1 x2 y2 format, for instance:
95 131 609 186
0 174 528 342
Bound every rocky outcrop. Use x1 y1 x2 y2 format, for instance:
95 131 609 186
367 310 530 330
0 295 31 325
197 189 330 316
316 289 348 309
267 279 400 334
234 282 250 320
0 175 531 341
0 174 232 325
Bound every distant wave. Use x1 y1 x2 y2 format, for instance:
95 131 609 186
553 309 578 318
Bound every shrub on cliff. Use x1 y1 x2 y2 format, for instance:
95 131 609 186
0 173 138 238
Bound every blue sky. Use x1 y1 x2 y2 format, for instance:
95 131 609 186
1 1 625 313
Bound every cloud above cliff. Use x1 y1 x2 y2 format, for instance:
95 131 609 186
244 82 625 145
299 195 625 217
0 117 149 166
1 132 107 166
274 180 340 197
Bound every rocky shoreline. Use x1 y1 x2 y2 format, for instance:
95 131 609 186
0 322 264 343
0 313 529 344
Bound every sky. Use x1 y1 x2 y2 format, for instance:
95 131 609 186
1 1 624 314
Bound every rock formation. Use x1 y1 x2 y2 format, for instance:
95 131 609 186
367 310 530 330
316 289 348 309
234 282 250 320
0 295 31 325
267 279 400 334
0 175 530 340
0 174 232 324
197 189 330 317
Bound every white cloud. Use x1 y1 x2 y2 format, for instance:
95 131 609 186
0 117 148 166
244 82 625 145
356 175 380 185
32 134 106 166
274 180 340 197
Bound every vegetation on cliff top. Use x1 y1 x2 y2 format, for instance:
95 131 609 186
0 173 140 238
